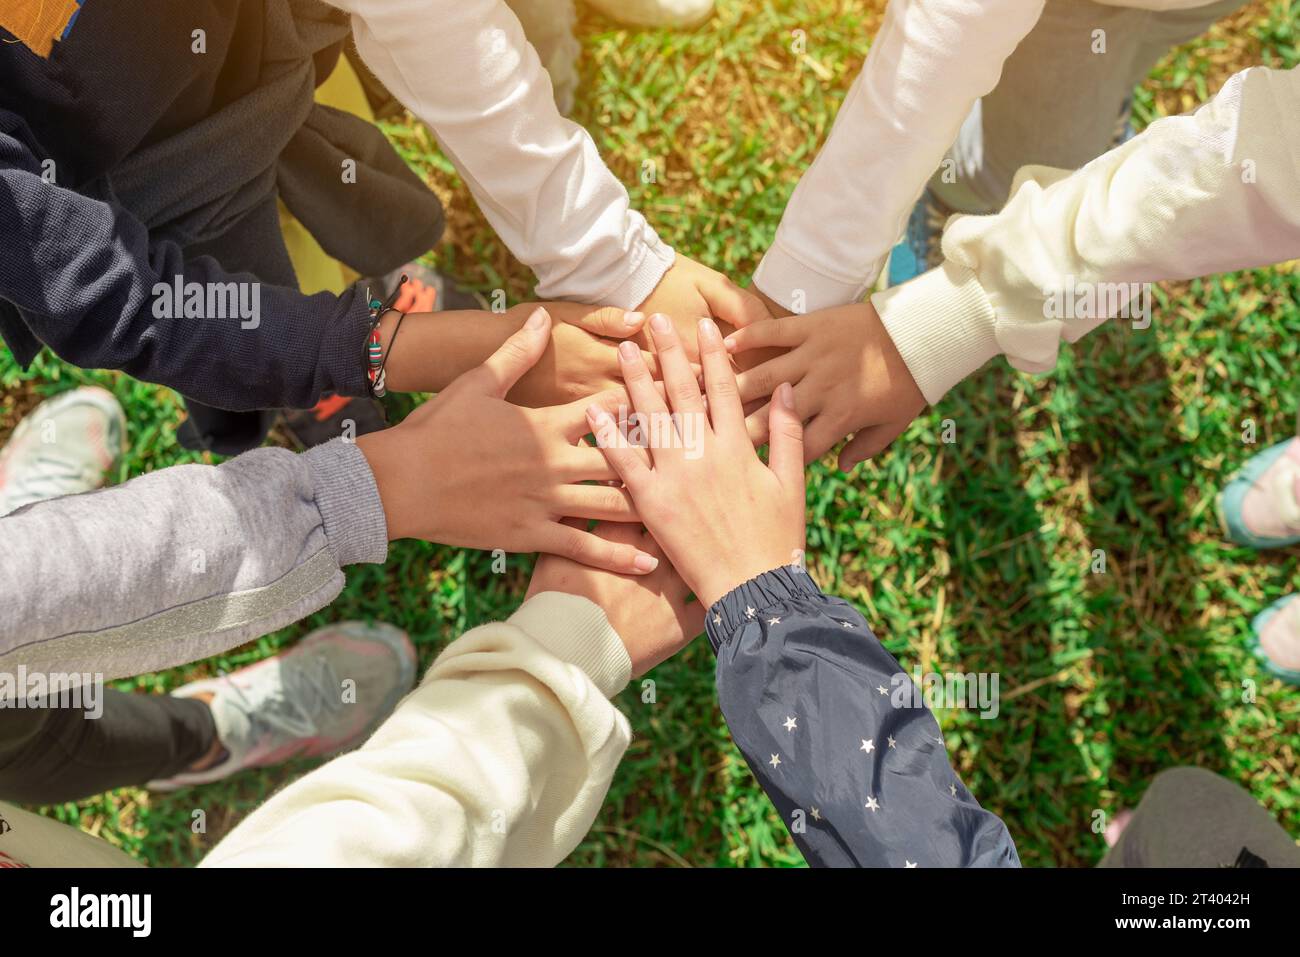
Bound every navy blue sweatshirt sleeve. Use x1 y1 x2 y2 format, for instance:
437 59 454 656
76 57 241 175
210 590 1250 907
0 112 371 411
706 566 1020 868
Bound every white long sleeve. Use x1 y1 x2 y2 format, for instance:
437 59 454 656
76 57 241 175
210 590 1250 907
752 0 1045 311
873 64 1300 403
326 0 673 306
200 592 633 868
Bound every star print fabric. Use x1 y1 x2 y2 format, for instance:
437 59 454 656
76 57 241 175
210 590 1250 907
705 565 1020 868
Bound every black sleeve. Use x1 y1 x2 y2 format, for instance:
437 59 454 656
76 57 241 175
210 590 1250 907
706 565 1020 868
0 111 372 411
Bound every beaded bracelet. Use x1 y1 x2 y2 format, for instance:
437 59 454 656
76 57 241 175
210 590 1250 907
365 275 409 399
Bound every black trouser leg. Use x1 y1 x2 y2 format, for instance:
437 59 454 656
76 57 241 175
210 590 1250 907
0 689 216 804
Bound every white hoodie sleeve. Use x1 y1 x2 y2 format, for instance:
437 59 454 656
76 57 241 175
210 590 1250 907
326 0 674 307
753 0 1045 311
200 592 633 868
873 64 1300 404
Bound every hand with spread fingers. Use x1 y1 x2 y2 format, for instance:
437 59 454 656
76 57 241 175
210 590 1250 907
357 308 660 575
585 312 807 609
527 520 705 676
722 301 925 470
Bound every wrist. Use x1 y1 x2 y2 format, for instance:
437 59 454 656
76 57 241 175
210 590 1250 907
379 310 518 393
356 428 419 542
754 287 794 319
696 550 802 609
869 261 999 405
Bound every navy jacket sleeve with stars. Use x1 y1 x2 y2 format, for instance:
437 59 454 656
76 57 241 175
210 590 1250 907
705 565 1020 868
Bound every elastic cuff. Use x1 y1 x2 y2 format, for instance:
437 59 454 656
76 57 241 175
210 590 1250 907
705 565 825 652
870 260 1001 405
318 286 375 399
753 243 871 313
509 592 632 698
602 231 676 309
302 438 389 568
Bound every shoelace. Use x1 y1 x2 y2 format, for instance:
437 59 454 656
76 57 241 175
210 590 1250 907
232 656 347 746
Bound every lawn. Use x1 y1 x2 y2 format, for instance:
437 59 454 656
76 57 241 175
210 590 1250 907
5 0 1298 867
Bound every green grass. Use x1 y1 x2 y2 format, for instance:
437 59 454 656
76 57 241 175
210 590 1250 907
4 0 1299 867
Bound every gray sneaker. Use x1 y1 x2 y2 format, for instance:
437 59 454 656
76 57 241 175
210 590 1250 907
148 622 419 791
0 387 126 516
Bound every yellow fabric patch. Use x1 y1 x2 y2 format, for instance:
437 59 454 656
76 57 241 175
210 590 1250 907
1 0 83 59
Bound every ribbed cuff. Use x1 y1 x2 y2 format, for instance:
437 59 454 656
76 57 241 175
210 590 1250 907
870 260 1001 405
302 438 389 568
753 242 871 313
705 565 825 652
603 230 676 310
320 286 376 399
509 592 632 698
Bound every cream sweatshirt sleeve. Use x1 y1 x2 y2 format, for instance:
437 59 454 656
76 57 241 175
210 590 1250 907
873 64 1300 404
325 0 674 307
199 592 633 868
752 0 1045 311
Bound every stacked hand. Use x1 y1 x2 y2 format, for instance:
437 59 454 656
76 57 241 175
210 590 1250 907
501 301 700 407
586 313 807 609
630 256 773 361
723 301 925 470
528 520 704 676
357 308 661 575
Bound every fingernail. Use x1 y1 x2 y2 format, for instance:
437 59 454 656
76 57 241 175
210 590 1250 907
697 317 719 341
618 340 640 361
633 552 659 573
723 334 738 352
649 312 671 334
778 382 796 410
622 311 644 328
524 307 548 332
586 403 612 427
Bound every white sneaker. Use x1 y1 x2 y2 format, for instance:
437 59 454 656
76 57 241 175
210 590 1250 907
0 387 126 516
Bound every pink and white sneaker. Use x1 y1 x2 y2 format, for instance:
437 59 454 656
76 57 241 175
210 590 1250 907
148 622 418 790
0 387 126 516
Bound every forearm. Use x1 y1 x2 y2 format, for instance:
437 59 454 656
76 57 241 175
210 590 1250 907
0 440 387 681
707 566 1019 867
329 0 672 306
201 592 633 867
377 304 561 393
753 0 1044 311
874 64 1300 404
377 308 504 393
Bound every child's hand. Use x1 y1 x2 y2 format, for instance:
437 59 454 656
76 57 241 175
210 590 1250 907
634 256 772 352
380 302 694 401
586 314 806 609
527 520 704 676
503 302 697 408
723 302 926 470
357 308 661 575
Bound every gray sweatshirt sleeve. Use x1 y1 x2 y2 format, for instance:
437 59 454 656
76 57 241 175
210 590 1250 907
0 439 388 681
